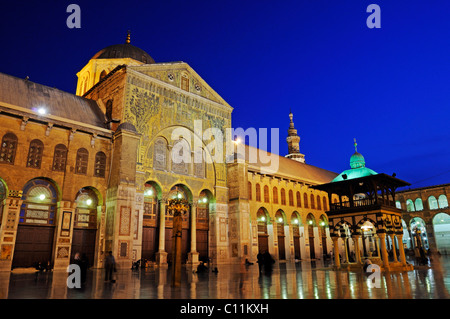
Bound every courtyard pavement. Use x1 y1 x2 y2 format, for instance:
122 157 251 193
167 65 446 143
1 256 449 300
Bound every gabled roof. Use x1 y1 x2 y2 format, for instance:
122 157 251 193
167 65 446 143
0 72 107 128
128 62 233 111
242 144 338 185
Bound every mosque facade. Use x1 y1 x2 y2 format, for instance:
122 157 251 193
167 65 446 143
1 35 446 273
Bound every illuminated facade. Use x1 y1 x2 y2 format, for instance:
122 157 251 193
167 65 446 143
0 34 342 272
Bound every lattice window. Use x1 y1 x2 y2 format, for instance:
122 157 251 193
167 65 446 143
273 187 278 204
310 194 315 209
181 74 189 91
171 139 190 175
52 144 68 172
26 139 44 169
75 148 89 175
281 188 286 205
74 188 98 228
289 190 294 206
194 148 206 178
255 184 261 202
94 151 106 177
154 138 167 171
19 179 57 225
0 133 18 165
264 185 270 203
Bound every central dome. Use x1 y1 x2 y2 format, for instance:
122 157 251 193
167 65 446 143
91 42 155 64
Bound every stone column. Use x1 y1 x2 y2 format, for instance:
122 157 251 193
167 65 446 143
332 236 340 268
397 234 407 265
352 235 362 264
378 232 390 270
187 203 199 266
343 236 349 263
388 233 398 262
156 200 168 267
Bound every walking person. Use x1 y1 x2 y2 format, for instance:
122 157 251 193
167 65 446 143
257 251 264 274
104 251 116 283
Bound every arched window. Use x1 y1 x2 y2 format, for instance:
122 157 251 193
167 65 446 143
0 133 18 165
26 139 44 169
289 190 294 206
94 151 107 177
296 191 302 208
428 196 439 210
255 183 261 202
317 195 322 210
310 194 315 209
143 183 158 227
99 70 107 81
438 195 448 209
52 144 68 172
154 137 167 171
171 139 190 175
406 199 415 212
74 188 98 228
20 179 57 225
248 182 252 200
414 198 424 211
280 188 286 205
396 201 402 209
75 148 89 175
263 185 270 203
194 148 206 178
273 187 278 204
181 74 189 91
304 193 309 208
322 197 328 211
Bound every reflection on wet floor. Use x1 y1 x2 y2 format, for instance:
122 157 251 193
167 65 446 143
1 256 450 299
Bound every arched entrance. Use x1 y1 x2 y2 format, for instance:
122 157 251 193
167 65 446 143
291 212 302 260
13 179 58 269
360 220 378 258
306 213 316 259
275 210 286 260
166 185 191 263
401 219 413 250
410 217 429 250
197 190 213 262
433 212 450 254
142 181 161 261
256 208 269 254
71 187 100 267
319 215 328 258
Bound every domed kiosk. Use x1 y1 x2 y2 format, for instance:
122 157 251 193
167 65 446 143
312 140 413 272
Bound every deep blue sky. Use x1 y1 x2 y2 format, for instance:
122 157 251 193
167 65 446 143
1 1 449 189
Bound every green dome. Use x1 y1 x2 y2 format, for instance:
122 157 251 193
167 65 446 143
332 167 378 182
331 144 378 182
350 152 365 169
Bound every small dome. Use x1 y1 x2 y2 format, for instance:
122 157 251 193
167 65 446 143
91 43 155 64
350 152 365 169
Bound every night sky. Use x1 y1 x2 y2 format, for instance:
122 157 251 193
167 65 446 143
1 1 449 189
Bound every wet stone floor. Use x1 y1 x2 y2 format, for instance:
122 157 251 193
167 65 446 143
1 256 450 299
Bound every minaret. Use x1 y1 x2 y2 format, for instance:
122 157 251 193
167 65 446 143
285 111 305 163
